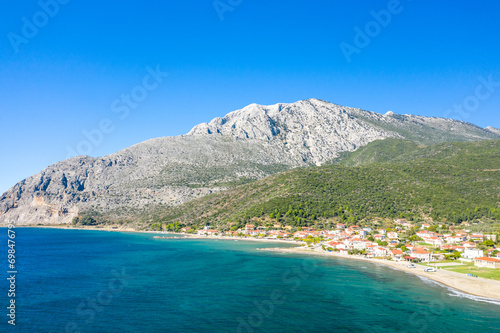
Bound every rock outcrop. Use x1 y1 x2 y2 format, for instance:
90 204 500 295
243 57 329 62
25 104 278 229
1 98 498 225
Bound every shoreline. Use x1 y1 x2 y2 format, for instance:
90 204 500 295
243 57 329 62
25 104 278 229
14 225 500 302
154 233 303 244
260 247 500 302
16 225 305 245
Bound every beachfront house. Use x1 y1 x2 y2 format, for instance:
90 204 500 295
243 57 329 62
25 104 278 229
372 247 389 257
474 257 500 269
245 224 255 231
411 249 432 262
326 241 347 251
390 249 404 261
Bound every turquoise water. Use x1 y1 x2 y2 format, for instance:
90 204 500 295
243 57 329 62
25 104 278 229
1 228 499 332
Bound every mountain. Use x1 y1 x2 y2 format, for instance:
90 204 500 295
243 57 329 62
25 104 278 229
1 99 499 225
486 126 500 136
156 139 500 228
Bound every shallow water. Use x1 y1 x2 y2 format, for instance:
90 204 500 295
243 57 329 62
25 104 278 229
1 228 498 332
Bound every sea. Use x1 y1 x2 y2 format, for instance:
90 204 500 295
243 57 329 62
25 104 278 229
1 228 499 332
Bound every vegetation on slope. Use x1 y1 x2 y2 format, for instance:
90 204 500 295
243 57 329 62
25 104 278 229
139 139 500 229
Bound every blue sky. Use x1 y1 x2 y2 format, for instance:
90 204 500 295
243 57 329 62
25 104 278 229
1 0 500 193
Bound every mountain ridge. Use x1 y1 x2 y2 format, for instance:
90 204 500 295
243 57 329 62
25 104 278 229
1 98 499 225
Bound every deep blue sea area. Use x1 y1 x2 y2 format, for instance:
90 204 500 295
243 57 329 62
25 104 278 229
0 228 499 332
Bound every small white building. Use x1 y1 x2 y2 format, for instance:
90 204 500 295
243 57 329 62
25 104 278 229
411 249 432 262
462 249 484 259
474 257 500 269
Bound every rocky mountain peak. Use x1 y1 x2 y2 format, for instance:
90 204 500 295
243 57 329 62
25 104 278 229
1 99 499 225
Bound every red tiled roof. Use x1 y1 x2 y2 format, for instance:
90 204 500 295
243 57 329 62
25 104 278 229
475 257 500 262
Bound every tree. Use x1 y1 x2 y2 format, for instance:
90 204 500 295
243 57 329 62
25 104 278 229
481 240 495 247
445 251 461 260
80 216 97 226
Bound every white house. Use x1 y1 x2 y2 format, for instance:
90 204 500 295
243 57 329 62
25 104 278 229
411 249 432 262
462 249 484 259
371 247 389 257
390 249 404 261
387 232 399 239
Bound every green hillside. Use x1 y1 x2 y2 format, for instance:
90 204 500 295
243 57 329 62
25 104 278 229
141 139 500 229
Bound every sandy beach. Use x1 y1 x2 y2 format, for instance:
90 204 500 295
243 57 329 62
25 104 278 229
154 233 303 244
260 246 500 302
24 225 304 244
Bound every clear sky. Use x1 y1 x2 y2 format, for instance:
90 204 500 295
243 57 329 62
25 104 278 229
1 0 500 194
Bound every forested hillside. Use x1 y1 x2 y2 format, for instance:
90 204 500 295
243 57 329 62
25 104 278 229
143 139 500 229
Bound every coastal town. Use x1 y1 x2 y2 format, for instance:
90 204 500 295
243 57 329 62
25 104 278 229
174 219 500 271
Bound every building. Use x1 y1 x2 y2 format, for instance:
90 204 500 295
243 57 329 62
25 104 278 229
411 249 432 262
484 234 497 242
469 234 485 242
474 257 500 269
390 249 404 261
462 249 484 259
427 237 444 247
387 232 398 239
